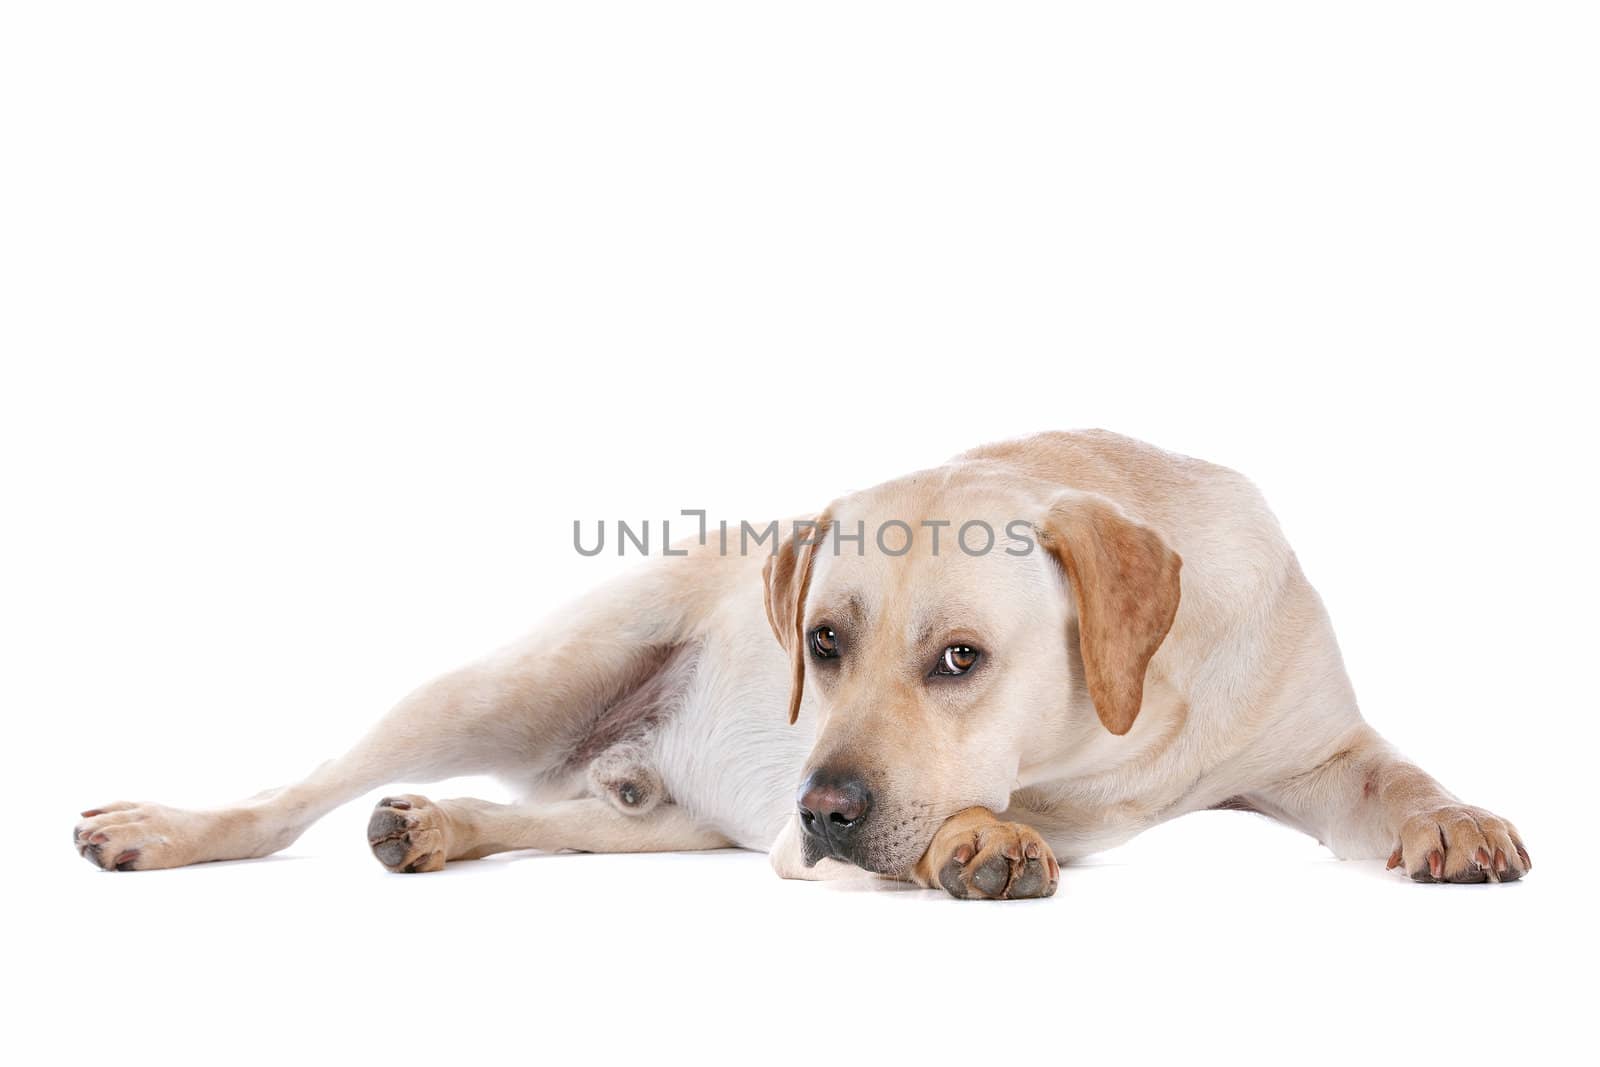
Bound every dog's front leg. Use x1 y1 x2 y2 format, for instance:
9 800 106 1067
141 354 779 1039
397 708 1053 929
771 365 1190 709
1253 725 1532 883
911 807 1059 900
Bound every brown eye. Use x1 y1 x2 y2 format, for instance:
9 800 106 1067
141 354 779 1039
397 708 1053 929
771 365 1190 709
809 626 838 659
935 645 980 676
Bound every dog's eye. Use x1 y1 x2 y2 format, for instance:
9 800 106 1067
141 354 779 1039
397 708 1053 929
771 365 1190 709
809 626 838 659
934 645 980 676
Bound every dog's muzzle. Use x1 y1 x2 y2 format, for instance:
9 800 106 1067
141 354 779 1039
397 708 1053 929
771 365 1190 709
796 768 873 868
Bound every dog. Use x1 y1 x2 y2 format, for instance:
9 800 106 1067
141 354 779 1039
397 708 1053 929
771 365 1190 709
72 430 1530 895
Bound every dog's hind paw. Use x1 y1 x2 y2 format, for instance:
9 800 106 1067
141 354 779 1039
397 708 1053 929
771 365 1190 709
367 795 451 873
73 801 217 871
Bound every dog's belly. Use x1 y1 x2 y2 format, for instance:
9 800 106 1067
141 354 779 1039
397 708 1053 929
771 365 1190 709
645 627 815 851
494 579 810 850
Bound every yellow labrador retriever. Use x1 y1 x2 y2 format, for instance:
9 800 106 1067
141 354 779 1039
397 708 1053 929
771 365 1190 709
72 431 1530 895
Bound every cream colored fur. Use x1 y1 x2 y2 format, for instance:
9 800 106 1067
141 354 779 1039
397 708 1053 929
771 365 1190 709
72 431 1528 894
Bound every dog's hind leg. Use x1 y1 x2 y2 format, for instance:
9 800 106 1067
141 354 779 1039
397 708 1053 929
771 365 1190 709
365 794 730 872
73 552 743 872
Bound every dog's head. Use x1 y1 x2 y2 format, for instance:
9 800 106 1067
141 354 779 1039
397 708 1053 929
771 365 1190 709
762 466 1181 875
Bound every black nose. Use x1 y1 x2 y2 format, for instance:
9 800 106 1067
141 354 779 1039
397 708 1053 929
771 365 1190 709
796 770 873 849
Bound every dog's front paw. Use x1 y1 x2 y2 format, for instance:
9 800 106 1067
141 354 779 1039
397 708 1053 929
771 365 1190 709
923 813 1059 900
367 795 452 873
1387 804 1530 884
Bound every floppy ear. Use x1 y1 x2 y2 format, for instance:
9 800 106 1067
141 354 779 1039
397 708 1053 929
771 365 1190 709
761 512 831 725
1038 492 1182 736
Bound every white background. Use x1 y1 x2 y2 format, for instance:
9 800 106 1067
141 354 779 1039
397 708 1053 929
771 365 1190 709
4 3 1596 1064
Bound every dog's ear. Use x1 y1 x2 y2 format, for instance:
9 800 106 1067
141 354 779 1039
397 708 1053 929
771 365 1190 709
762 512 831 725
1038 492 1181 736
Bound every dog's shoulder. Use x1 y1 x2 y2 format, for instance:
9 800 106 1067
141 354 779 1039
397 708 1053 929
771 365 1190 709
958 430 1297 623
953 429 1257 511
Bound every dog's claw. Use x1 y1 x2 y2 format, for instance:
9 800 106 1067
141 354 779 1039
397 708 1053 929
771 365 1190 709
1391 805 1530 884
72 801 202 871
